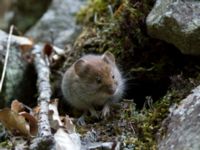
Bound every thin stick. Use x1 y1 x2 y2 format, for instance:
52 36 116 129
0 25 14 92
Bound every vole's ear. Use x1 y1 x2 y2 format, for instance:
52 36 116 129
74 59 89 77
102 51 115 64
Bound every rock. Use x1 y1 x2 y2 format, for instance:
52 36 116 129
26 0 86 48
10 0 51 33
0 30 36 107
0 0 13 30
157 85 200 150
146 0 200 55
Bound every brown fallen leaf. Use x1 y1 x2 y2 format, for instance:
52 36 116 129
19 44 33 53
43 43 53 57
0 108 30 136
11 99 24 113
32 105 40 122
12 35 33 46
19 112 38 136
16 36 34 63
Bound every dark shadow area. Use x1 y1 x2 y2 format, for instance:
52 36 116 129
124 39 200 108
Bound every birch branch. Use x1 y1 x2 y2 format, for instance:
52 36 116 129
30 44 55 150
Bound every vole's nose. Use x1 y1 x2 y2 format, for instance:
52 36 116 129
107 86 116 95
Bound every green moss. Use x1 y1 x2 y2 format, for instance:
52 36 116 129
0 141 12 149
76 0 112 24
131 74 200 149
75 0 154 70
76 74 200 149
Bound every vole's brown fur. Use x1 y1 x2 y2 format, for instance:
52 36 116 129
61 51 125 122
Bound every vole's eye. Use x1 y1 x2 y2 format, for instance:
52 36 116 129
96 76 102 84
112 75 115 79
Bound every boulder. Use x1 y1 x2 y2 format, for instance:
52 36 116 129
26 0 85 48
157 85 200 150
146 0 200 55
0 30 35 107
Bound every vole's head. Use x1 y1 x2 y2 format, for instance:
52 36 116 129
74 51 118 96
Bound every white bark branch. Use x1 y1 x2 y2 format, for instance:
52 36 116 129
30 45 55 150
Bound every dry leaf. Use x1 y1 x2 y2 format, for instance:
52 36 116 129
19 44 33 53
0 108 30 136
13 36 34 63
43 43 53 57
12 35 33 53
54 128 81 150
48 99 81 150
11 99 24 113
19 112 38 136
32 106 40 120
12 35 33 46
49 99 63 129
49 110 60 130
61 115 75 134
52 46 65 55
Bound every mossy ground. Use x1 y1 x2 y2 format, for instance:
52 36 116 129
75 0 200 149
76 74 200 149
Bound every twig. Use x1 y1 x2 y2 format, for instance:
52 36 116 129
0 25 14 92
30 44 55 150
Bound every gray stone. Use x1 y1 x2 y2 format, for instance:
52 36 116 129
146 0 200 55
0 30 35 106
157 85 200 150
26 0 86 48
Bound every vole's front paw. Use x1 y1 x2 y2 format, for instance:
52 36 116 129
101 104 110 118
76 115 86 126
89 108 99 119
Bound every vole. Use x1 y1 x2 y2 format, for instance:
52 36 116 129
61 51 125 124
